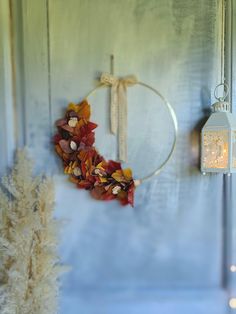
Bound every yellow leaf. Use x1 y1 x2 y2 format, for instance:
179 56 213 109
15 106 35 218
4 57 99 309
67 100 91 120
123 168 132 180
67 103 77 112
64 165 72 174
99 177 108 183
96 162 105 171
112 170 123 182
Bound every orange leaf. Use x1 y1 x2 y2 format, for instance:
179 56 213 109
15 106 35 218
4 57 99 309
76 118 86 130
77 100 91 119
55 144 63 157
69 176 80 184
67 101 91 120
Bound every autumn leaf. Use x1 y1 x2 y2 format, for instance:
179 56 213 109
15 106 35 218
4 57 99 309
77 100 91 119
112 168 133 183
91 186 116 201
59 139 73 154
53 134 62 144
54 99 135 207
127 183 135 207
67 103 78 112
111 170 123 182
123 168 133 180
67 100 91 120
105 160 121 174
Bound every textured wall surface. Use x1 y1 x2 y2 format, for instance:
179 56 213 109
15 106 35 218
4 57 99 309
1 0 236 313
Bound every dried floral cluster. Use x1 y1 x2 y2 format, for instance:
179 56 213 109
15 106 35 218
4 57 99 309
54 100 135 206
0 150 62 314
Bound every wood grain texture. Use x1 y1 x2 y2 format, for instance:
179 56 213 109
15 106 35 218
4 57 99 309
47 1 226 311
0 0 15 172
7 0 235 313
228 0 236 307
14 0 53 171
50 0 221 279
61 289 227 314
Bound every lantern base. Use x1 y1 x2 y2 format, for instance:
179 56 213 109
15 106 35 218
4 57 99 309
201 169 233 175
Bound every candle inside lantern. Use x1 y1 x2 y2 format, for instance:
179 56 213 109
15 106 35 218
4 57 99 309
202 130 229 169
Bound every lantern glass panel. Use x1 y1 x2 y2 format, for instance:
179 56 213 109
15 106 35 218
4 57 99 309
202 130 228 169
233 131 236 168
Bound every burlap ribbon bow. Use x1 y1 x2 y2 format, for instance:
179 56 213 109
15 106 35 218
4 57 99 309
100 73 138 162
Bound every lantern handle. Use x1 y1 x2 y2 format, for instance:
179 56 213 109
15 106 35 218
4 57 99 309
214 83 229 102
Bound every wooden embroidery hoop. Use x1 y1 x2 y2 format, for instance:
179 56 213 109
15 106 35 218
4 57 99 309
84 78 178 187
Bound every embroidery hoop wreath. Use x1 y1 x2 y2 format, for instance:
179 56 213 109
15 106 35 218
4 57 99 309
54 77 178 207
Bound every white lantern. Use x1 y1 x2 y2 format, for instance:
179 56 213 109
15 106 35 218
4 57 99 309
201 84 236 175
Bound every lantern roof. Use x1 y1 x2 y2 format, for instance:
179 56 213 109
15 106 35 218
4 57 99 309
202 106 236 130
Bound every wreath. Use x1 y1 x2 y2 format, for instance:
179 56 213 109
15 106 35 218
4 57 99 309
54 100 135 206
54 74 177 207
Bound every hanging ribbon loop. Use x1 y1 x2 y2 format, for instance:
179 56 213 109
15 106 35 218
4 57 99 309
100 73 138 162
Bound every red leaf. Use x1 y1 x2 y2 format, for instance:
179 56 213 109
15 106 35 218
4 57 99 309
61 124 74 133
81 161 87 177
127 183 135 207
106 160 121 174
87 121 98 131
77 180 93 189
56 118 67 127
91 186 116 201
81 132 95 146
53 134 62 144
59 139 73 154
54 100 135 207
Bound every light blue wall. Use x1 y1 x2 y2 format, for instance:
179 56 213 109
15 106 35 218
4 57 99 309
1 0 236 313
